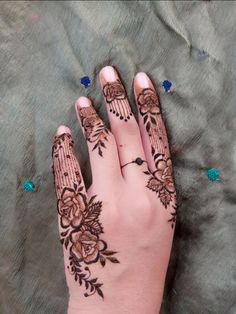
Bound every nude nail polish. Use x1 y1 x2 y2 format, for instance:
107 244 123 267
76 96 91 108
99 66 118 81
134 72 150 88
56 125 71 136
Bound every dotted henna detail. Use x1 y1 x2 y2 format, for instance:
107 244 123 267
52 133 120 298
79 106 109 157
52 133 80 197
103 80 133 122
137 88 177 227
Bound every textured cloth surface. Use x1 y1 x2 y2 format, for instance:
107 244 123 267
0 1 235 313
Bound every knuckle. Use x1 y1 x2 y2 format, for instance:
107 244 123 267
132 196 156 227
107 131 116 144
137 196 153 212
125 122 140 139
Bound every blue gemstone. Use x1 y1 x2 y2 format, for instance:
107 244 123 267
80 76 91 88
206 169 220 182
23 180 36 192
162 80 172 92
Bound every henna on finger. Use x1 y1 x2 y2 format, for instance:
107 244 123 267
103 80 133 122
52 133 82 198
137 86 177 227
78 105 110 157
52 132 119 298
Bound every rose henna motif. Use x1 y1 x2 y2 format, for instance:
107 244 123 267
138 88 177 227
145 157 175 208
137 88 161 116
79 106 109 157
57 187 86 228
52 133 119 298
103 80 133 122
103 80 126 103
71 230 107 264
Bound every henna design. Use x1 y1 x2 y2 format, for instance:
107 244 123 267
168 205 177 229
52 133 119 298
138 88 160 116
57 187 86 228
138 88 177 227
138 88 162 150
103 80 133 122
52 133 80 195
79 106 109 157
144 155 176 209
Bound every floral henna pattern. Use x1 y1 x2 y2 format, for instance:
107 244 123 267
103 80 126 103
137 88 162 150
137 88 160 116
79 106 109 157
138 88 177 227
103 80 133 122
52 134 119 298
144 156 175 208
71 230 107 264
57 187 86 228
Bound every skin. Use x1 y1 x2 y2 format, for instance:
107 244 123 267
52 66 176 314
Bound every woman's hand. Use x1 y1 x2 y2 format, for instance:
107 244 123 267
52 66 177 314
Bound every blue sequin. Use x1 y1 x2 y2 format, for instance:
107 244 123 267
80 76 91 88
162 80 172 92
23 180 36 192
206 169 220 182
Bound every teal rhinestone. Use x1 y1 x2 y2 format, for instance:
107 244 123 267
206 169 220 182
23 180 36 192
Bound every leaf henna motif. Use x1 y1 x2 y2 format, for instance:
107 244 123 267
137 88 177 227
52 133 120 298
79 106 109 157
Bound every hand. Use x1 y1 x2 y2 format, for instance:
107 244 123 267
52 66 177 314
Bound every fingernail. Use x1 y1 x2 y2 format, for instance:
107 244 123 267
134 72 150 88
76 96 91 108
56 125 71 136
99 66 117 82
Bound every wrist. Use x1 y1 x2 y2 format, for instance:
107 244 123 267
68 301 161 314
66 234 171 314
67 283 164 314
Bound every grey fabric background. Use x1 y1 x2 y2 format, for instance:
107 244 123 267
0 1 235 313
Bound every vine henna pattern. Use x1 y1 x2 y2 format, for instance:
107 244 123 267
137 88 177 228
52 133 119 298
103 80 133 122
79 105 109 157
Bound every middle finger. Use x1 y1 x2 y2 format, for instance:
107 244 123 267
99 66 146 181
